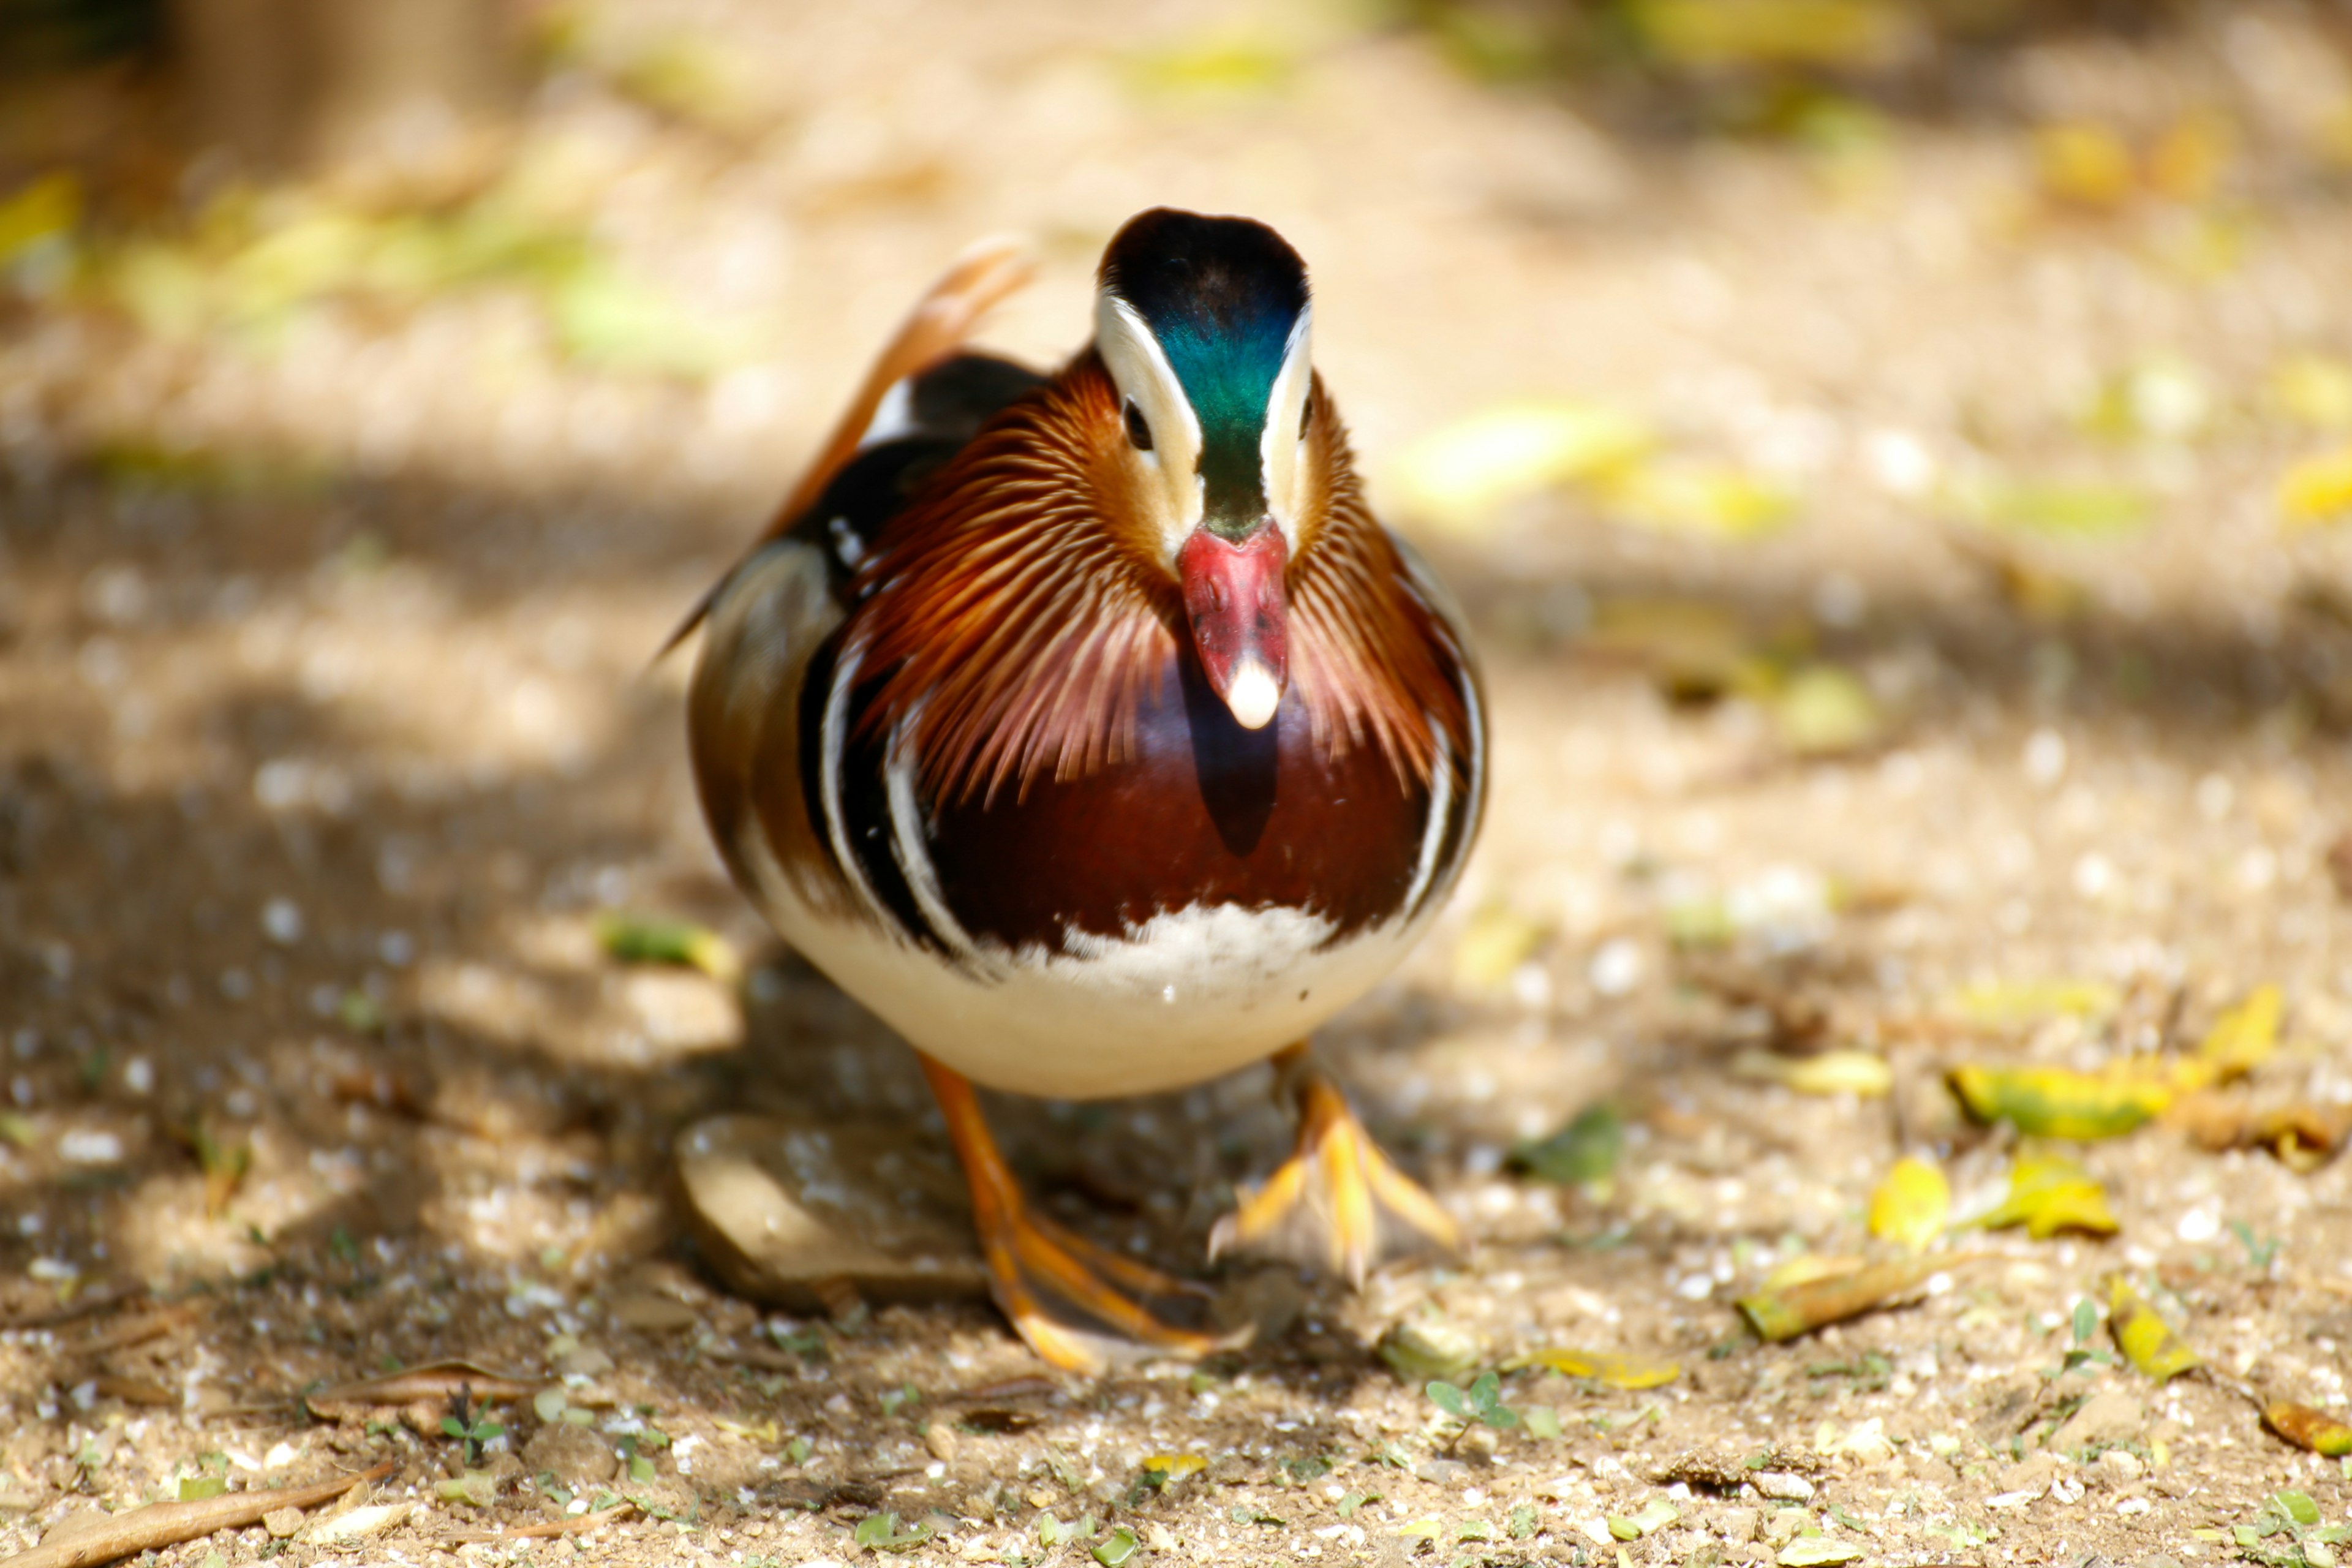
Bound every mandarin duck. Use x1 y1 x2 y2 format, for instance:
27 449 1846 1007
682 209 1486 1371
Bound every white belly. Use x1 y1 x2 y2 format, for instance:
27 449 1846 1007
747 839 1430 1098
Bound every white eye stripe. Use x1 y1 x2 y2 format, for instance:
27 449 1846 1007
1259 306 1314 552
1096 292 1204 560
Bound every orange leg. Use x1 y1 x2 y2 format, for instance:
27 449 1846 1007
1209 1044 1461 1286
921 1055 1245 1373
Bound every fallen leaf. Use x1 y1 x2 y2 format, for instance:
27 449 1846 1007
2280 446 2352 527
1607 1498 1678 1540
1126 32 1299 98
2081 358 2211 443
4 1463 388 1568
304 1502 415 1546
1376 1319 1480 1384
1395 400 1652 532
2193 984 2282 1079
1505 1348 1681 1390
1759 1254 1864 1292
2253 1105 2350 1172
0 171 80 268
2146 111 2234 204
2036 122 2137 209
595 913 742 986
1597 461 1796 541
2108 1277 2200 1380
2263 1402 2352 1458
1632 0 1906 69
1510 1103 1623 1187
303 1358 546 1415
1763 664 1882 756
1947 1063 2172 1140
1954 475 2154 538
2272 354 2352 431
1453 904 1551 992
1974 1154 2119 1238
1732 1048 1893 1098
1778 1537 1866 1567
1867 1156 1950 1251
1944 978 2119 1027
1736 1255 1954 1342
1142 1454 1208 1485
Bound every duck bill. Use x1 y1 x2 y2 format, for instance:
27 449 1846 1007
1178 522 1289 730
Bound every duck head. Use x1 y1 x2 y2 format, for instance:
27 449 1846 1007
1095 208 1315 731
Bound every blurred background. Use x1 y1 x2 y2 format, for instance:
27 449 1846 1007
6 0 2352 1553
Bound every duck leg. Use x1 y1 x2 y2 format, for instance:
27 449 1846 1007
920 1055 1245 1373
1209 1044 1460 1286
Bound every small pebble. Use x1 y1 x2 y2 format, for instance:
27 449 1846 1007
261 897 304 944
1588 937 1643 997
262 1507 304 1539
1752 1472 1814 1502
923 1421 958 1463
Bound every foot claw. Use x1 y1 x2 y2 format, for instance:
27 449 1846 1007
1210 1051 1460 1285
922 1055 1248 1374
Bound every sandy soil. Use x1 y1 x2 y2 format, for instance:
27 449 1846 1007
5 3 2352 1565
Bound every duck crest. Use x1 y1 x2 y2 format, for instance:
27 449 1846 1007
1099 209 1310 533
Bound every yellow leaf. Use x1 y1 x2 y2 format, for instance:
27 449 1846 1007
2271 355 2352 431
1947 1064 2173 1140
1732 1049 1892 1098
2037 122 2136 209
1452 904 1551 992
2263 1402 2352 1458
2081 358 2211 443
1396 401 1652 532
2107 1277 2200 1379
2279 445 2352 527
1953 476 2154 538
1768 665 1882 757
1867 1156 1950 1251
2146 112 2234 205
1760 1254 1863 1292
1142 1453 1208 1482
1505 1348 1681 1390
1943 978 2119 1028
2193 984 2281 1079
1974 1155 2117 1238
1126 33 1299 97
0 171 80 267
1736 1255 1954 1343
1632 0 1906 69
1596 461 1796 541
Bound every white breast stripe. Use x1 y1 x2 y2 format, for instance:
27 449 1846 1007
818 640 891 929
1401 722 1453 918
886 714 985 965
1461 657 1485 828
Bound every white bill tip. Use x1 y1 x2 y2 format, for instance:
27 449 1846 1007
1223 659 1281 730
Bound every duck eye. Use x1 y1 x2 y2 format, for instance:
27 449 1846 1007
1123 399 1154 453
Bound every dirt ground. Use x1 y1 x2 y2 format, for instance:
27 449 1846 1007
6 2 2352 1566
